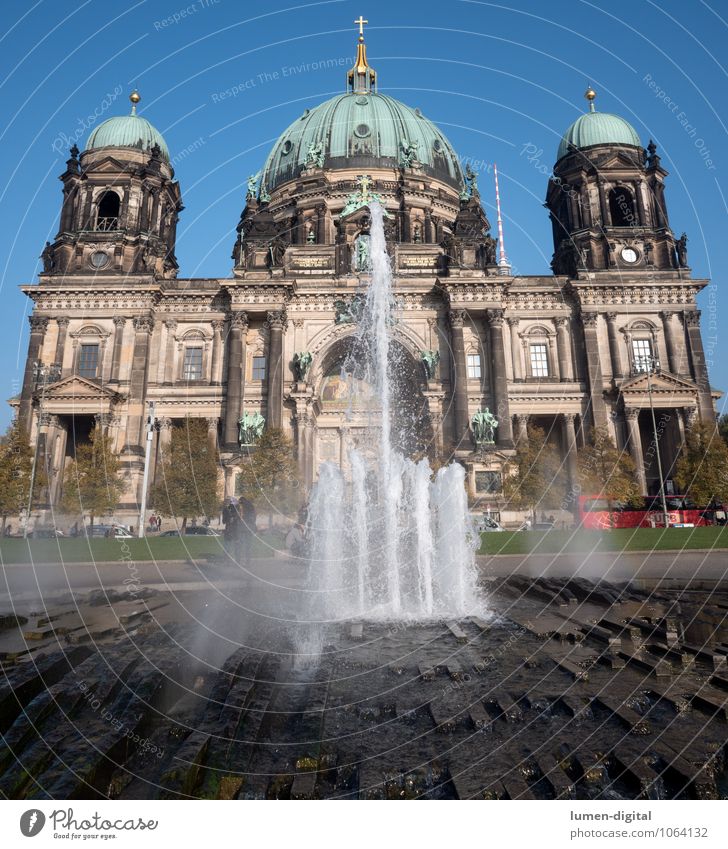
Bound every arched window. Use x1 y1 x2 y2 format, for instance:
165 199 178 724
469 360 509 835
608 187 634 227
96 191 120 231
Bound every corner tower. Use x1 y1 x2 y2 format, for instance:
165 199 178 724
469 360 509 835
44 91 182 280
547 88 681 276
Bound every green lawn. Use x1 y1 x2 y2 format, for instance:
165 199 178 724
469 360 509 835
478 526 728 556
0 531 287 564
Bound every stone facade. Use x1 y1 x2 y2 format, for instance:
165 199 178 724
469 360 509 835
14 80 717 519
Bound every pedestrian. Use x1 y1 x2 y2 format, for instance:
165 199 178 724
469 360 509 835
238 496 257 567
222 497 241 563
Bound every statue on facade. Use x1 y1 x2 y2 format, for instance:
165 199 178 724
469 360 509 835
41 241 56 273
334 294 365 324
399 138 420 168
483 233 497 265
465 163 479 196
306 228 316 244
267 236 287 268
421 350 440 380
259 184 271 203
675 232 688 268
292 351 313 382
471 407 498 445
238 411 265 446
305 140 325 168
353 234 371 272
246 171 260 201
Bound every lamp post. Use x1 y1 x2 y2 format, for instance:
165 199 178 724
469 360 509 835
24 361 61 538
638 354 670 529
138 401 156 538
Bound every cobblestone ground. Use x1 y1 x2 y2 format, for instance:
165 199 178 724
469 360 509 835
1 576 727 799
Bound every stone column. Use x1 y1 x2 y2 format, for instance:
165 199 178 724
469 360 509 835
605 312 623 381
597 179 609 226
163 319 177 384
223 311 247 448
487 309 513 445
515 413 529 444
580 312 609 430
562 413 578 493
19 316 49 434
110 316 127 383
266 310 287 429
548 334 560 380
684 311 714 422
555 317 573 381
53 317 69 374
123 316 154 455
210 320 224 384
660 311 679 374
507 317 523 380
448 309 469 446
625 408 647 493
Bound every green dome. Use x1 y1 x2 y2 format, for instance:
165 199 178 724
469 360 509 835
86 114 170 162
557 110 641 161
261 92 465 192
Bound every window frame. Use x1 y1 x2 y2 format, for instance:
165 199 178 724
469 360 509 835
182 346 204 381
631 338 653 373
77 343 100 379
466 353 482 380
252 355 267 381
529 342 550 378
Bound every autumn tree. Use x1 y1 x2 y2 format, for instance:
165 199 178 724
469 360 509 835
503 424 568 522
577 426 642 524
60 423 124 527
674 421 728 507
0 418 34 532
150 417 220 528
236 427 301 528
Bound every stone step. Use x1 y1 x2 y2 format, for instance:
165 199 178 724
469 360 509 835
595 695 651 735
536 753 576 799
446 621 468 644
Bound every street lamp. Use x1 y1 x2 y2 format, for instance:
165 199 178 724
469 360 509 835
24 361 61 538
636 353 670 529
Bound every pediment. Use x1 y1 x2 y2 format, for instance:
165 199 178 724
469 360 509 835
82 155 135 175
41 375 122 402
620 370 697 395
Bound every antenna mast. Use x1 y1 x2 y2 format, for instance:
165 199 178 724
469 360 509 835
493 162 511 275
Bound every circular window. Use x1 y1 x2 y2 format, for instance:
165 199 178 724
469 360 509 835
354 123 371 138
281 140 293 155
301 109 310 119
621 246 639 263
355 96 369 106
433 139 443 153
415 108 424 118
89 251 109 270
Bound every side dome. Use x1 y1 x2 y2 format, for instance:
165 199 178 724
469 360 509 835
557 90 641 162
86 91 170 162
261 92 465 192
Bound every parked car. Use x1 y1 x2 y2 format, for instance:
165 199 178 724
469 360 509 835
184 526 221 537
159 529 182 537
28 527 64 539
86 524 132 538
473 515 505 533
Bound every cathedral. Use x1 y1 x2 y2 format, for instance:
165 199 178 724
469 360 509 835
15 23 717 521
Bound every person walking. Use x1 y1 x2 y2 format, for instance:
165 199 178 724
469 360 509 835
222 498 241 564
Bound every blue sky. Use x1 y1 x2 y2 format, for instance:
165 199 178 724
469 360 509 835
1 0 726 428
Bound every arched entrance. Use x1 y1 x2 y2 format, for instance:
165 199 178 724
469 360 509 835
311 333 433 479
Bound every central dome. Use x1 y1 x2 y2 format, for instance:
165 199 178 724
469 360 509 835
260 92 465 192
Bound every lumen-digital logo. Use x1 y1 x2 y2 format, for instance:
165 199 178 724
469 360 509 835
20 810 46 837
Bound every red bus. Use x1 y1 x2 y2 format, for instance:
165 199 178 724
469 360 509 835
578 494 724 530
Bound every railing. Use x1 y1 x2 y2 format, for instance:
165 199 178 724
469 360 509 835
95 216 119 231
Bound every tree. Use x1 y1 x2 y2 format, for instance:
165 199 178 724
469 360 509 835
503 424 568 522
674 421 728 507
718 413 728 447
577 426 642 524
150 418 220 528
0 418 33 532
236 427 301 528
60 424 124 527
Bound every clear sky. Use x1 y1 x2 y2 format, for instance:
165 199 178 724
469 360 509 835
1 0 726 429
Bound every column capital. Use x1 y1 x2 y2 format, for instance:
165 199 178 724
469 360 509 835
229 310 248 330
206 416 219 428
448 308 466 329
624 407 640 421
133 315 154 334
506 316 520 329
605 311 618 323
163 318 178 331
486 308 505 327
29 315 49 332
581 312 598 328
211 319 225 333
659 309 674 322
113 315 128 327
562 412 577 424
555 316 570 329
516 413 530 424
267 309 287 331
56 316 70 329
684 310 701 328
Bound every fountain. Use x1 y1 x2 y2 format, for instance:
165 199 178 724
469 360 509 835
307 203 481 620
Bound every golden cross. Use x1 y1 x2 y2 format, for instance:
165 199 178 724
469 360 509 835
354 15 368 37
357 174 371 200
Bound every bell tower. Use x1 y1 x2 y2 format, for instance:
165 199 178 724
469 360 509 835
43 91 182 279
547 88 683 276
